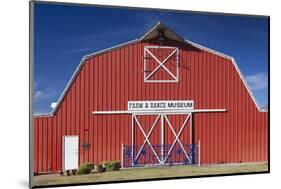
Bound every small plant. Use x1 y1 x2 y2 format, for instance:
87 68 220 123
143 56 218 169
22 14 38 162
77 163 94 175
104 161 121 171
95 164 105 173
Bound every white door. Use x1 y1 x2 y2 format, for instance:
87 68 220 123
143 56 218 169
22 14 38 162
63 136 79 170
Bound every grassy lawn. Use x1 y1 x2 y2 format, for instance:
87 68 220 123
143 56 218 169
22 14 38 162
33 162 268 187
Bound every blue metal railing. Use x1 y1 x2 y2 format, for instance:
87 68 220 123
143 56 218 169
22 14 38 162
122 143 199 168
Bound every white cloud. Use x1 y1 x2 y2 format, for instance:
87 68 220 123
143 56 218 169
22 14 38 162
34 88 57 101
33 83 57 103
34 90 43 99
246 72 268 90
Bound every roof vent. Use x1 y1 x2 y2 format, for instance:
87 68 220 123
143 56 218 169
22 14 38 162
51 102 57 109
157 29 165 45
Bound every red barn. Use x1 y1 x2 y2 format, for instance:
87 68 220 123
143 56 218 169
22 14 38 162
33 22 268 174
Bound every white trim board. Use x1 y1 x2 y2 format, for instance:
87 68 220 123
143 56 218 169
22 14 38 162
92 109 227 115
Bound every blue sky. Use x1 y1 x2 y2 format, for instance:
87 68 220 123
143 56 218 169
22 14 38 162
34 3 269 114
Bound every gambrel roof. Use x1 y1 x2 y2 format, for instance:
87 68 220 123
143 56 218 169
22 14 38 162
34 22 266 117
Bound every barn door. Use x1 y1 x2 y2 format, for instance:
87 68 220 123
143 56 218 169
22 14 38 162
122 113 198 167
132 114 162 166
163 114 193 164
63 136 79 170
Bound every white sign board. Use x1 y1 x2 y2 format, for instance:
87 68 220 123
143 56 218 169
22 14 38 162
128 100 194 111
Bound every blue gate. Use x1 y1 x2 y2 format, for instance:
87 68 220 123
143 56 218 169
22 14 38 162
122 143 200 168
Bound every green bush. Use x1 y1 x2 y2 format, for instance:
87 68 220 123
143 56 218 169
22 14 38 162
77 163 94 175
95 164 105 173
105 161 121 171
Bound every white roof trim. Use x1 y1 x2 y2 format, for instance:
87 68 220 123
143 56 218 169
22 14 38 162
139 22 162 41
140 21 184 42
184 39 265 112
34 39 139 117
83 39 139 59
33 113 53 118
34 24 267 117
231 57 266 112
52 58 86 114
51 39 139 115
184 39 233 60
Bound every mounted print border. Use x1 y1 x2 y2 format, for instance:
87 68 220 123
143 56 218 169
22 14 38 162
29 1 270 188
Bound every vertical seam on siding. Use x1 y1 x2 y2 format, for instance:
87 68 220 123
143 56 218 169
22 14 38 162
87 62 90 162
41 118 44 172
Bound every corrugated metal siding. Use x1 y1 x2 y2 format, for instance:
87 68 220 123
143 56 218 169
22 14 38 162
33 38 268 173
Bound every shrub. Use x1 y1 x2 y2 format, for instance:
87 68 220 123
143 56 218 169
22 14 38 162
105 161 121 171
77 163 94 175
95 164 105 173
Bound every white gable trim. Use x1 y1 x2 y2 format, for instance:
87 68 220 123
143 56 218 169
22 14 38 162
34 39 139 117
140 21 184 42
139 22 162 41
184 39 266 112
34 26 267 117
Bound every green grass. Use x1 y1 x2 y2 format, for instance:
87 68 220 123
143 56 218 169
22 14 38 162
33 162 268 187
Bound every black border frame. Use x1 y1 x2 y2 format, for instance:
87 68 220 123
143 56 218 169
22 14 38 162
29 1 270 188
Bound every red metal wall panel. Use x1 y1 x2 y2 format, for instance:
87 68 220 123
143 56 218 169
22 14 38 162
52 115 57 171
34 118 38 173
33 38 268 173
